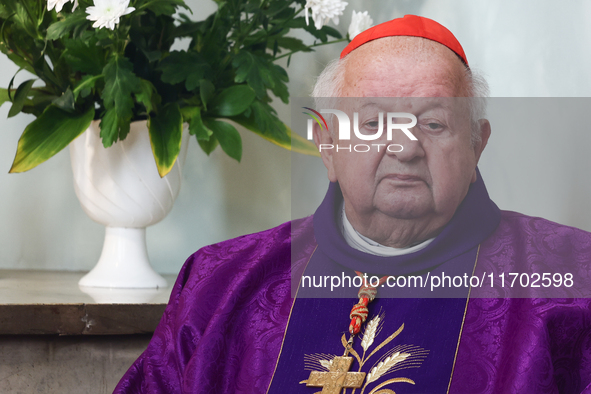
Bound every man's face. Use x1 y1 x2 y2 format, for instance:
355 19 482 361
316 37 490 246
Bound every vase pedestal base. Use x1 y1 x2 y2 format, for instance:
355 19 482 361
79 227 167 289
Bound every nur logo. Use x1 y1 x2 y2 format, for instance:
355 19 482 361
303 108 418 153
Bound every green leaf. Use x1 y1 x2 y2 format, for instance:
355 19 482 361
52 88 75 112
199 79 215 110
102 55 142 119
302 23 327 42
73 75 102 99
142 50 162 62
0 3 10 18
231 110 319 157
100 108 130 147
13 2 38 39
158 51 210 91
148 103 183 177
185 107 212 141
8 79 35 118
232 52 289 103
204 119 242 162
251 100 289 142
135 79 160 114
0 49 35 75
321 25 343 39
64 39 105 75
286 16 307 29
0 87 9 107
197 133 218 155
211 85 255 117
270 37 312 53
46 10 90 40
233 52 265 99
141 0 190 16
228 99 319 157
23 89 57 116
179 105 198 121
261 1 290 16
10 106 95 173
267 64 289 103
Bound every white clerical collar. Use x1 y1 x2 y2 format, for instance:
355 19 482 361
340 203 434 257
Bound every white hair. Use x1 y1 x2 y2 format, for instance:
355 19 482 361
311 55 489 146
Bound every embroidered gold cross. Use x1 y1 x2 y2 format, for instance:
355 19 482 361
301 356 365 394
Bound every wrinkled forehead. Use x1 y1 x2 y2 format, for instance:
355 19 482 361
335 97 472 122
342 36 469 98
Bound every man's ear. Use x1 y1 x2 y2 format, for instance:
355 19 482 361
471 119 491 183
313 122 338 182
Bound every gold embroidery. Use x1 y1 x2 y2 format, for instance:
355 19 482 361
302 312 429 394
446 244 481 394
301 356 366 394
265 246 318 394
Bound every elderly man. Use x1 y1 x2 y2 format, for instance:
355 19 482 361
115 16 591 394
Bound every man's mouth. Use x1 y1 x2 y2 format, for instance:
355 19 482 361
383 174 423 182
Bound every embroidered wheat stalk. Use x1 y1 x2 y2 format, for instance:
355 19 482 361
361 315 380 352
319 359 333 370
366 352 410 384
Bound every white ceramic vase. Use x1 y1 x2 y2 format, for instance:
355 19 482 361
69 120 189 288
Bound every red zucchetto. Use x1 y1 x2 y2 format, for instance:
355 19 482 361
340 15 468 66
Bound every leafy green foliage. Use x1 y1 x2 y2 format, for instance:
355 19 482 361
46 9 91 40
102 56 142 116
100 56 142 145
64 38 106 75
232 111 319 157
148 103 183 176
1 0 346 173
10 106 95 173
139 0 190 16
158 51 211 91
135 79 160 115
232 52 289 103
73 75 102 100
250 100 290 143
199 79 215 110
184 107 212 141
197 134 219 156
211 85 256 117
204 119 242 162
0 87 9 107
100 108 130 147
52 88 76 113
99 57 137 144
8 79 35 118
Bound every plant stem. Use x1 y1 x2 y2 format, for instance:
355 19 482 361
274 37 348 60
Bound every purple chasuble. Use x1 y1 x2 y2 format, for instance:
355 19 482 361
115 172 591 394
268 171 498 393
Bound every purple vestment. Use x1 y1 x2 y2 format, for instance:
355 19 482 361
115 173 591 394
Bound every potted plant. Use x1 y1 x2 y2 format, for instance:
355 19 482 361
0 0 372 287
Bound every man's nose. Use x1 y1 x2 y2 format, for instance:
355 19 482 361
385 137 425 162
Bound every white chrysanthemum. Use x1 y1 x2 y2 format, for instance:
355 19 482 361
305 0 348 30
47 0 75 12
86 0 135 30
348 10 373 39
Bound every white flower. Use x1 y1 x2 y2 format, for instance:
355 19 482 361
305 0 348 30
348 10 373 39
86 0 135 30
47 0 76 12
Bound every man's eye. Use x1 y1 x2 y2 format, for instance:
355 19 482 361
365 121 380 128
421 122 445 132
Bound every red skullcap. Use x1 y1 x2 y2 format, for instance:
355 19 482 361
340 15 468 66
